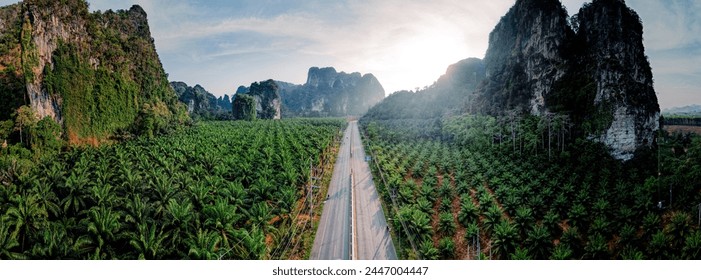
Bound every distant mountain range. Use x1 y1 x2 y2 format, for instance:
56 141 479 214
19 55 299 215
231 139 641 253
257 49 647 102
171 82 231 119
236 67 385 118
662 105 701 116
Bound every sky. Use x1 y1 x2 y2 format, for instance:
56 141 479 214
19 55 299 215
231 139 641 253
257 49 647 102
1 0 699 109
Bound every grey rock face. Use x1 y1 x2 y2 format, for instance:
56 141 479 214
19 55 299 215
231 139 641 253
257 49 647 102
576 0 659 160
474 0 659 160
277 67 385 117
477 0 570 116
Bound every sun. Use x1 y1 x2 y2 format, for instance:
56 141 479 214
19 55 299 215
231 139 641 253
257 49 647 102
382 28 470 93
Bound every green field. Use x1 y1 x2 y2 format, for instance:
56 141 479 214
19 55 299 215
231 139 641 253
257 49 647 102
0 119 345 259
361 117 701 260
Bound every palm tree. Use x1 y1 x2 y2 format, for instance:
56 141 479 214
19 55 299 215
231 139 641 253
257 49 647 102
560 227 582 256
89 183 117 208
149 169 177 218
0 220 23 259
129 222 170 259
584 233 609 260
30 222 81 259
418 240 438 260
542 210 560 236
648 230 669 259
682 230 701 259
409 208 433 243
204 198 241 247
438 237 455 259
482 204 502 234
124 194 153 229
458 196 479 227
617 224 637 248
188 181 213 211
246 201 276 235
510 246 532 260
619 246 644 260
5 193 47 252
165 198 195 254
230 226 267 260
60 171 89 216
416 197 434 216
526 224 552 259
665 211 692 249
437 212 456 236
32 177 61 218
273 186 295 217
119 164 142 196
491 220 518 259
514 206 534 238
550 244 573 260
186 229 221 260
83 207 121 259
642 212 661 238
567 203 587 227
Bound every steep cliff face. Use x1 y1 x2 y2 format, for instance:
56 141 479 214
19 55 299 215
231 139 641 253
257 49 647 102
0 0 184 142
279 67 385 117
574 0 660 160
171 81 231 118
476 0 570 116
474 0 659 160
234 79 281 120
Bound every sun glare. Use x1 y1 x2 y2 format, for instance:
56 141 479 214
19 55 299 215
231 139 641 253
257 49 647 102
384 28 469 93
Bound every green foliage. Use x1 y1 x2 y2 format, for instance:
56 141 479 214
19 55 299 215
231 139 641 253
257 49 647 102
44 42 141 139
2 1 186 143
134 100 175 138
418 240 438 260
361 117 701 260
437 212 456 236
0 119 346 259
438 237 455 259
247 80 279 119
29 117 63 156
232 94 257 121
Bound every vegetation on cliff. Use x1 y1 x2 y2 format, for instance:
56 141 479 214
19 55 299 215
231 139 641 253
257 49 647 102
0 0 188 148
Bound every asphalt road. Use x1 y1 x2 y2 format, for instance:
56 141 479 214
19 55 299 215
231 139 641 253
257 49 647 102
310 121 397 260
310 122 352 260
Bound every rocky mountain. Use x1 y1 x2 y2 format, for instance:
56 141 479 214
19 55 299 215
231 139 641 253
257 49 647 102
473 0 659 160
475 0 569 116
364 58 485 120
0 0 186 143
171 81 231 119
235 67 384 117
233 79 281 120
279 67 385 117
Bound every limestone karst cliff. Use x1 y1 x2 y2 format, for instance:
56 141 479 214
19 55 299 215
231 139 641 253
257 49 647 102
171 81 231 119
233 79 281 120
279 67 385 117
474 0 659 160
0 0 185 142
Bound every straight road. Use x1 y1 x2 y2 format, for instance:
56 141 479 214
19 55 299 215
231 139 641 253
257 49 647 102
310 122 352 260
311 120 396 260
349 121 397 260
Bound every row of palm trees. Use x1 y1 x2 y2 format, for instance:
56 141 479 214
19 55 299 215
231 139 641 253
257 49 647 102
362 118 701 260
0 119 346 259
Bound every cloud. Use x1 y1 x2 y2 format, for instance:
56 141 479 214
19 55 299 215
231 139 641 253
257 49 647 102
1 0 698 108
123 0 514 94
